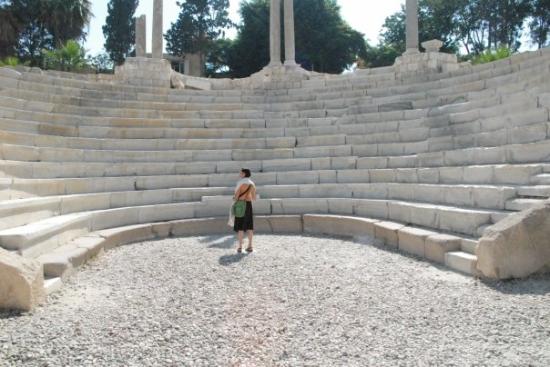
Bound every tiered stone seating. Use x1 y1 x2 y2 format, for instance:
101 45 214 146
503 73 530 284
1 48 550 292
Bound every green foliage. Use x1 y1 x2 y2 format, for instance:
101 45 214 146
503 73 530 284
381 0 464 54
103 0 139 65
42 40 89 72
470 47 512 64
1 0 91 66
380 0 533 57
88 53 115 74
0 56 24 67
360 44 401 69
165 0 233 75
205 38 234 78
227 0 367 77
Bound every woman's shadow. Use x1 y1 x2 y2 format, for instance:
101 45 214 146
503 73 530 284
198 235 249 266
218 252 248 266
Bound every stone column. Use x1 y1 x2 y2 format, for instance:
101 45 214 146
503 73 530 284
152 0 163 59
135 15 146 57
283 0 296 66
405 0 419 53
269 0 282 66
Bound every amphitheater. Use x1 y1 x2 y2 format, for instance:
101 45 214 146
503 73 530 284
1 43 550 313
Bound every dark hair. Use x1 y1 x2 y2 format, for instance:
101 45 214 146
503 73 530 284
241 168 251 178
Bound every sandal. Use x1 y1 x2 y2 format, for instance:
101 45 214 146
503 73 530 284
237 246 243 253
245 247 253 253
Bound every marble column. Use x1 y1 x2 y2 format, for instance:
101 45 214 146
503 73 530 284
269 0 282 66
135 15 146 57
283 0 296 66
405 0 419 53
152 0 163 59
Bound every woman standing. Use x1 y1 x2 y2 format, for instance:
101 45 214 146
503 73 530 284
233 168 256 253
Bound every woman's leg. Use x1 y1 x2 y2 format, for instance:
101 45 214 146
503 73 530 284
246 230 254 251
237 231 244 252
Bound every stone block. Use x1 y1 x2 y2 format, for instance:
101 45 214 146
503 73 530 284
97 224 155 250
327 198 355 215
398 227 436 258
91 207 140 231
0 248 45 311
354 199 388 219
425 234 462 264
303 215 378 238
171 218 230 236
277 171 319 185
374 221 405 248
438 208 491 236
337 170 369 183
271 198 329 215
477 199 550 279
255 215 303 233
138 203 195 223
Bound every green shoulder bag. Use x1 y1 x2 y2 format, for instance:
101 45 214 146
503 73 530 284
232 185 252 218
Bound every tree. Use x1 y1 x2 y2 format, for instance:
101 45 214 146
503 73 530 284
165 0 233 75
47 0 93 47
361 43 400 68
0 1 23 57
529 0 550 48
4 0 92 65
227 0 367 77
103 0 139 65
380 0 463 54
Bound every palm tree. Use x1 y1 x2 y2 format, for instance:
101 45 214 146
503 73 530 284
48 0 93 47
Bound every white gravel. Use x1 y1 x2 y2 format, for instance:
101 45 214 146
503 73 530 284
1 234 549 366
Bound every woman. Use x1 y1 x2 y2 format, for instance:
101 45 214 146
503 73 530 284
233 168 256 253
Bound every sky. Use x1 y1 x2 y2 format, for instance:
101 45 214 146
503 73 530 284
85 0 405 56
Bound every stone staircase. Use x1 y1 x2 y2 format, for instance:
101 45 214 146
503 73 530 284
1 48 550 294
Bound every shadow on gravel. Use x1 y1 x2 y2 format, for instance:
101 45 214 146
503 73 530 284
200 235 235 249
0 310 24 319
480 274 550 296
218 253 247 266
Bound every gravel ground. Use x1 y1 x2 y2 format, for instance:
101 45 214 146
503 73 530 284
1 234 550 367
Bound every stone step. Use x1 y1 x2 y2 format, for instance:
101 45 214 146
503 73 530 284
445 251 478 275
1 165 545 201
2 157 545 186
0 197 506 259
533 174 550 185
461 238 478 254
44 277 63 295
0 212 91 258
1 112 547 155
476 224 491 237
505 198 547 211
0 182 517 231
517 185 550 197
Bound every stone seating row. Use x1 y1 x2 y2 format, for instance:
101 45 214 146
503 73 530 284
5 49 548 106
0 78 545 135
0 196 501 262
4 61 548 118
0 93 545 144
1 113 548 162
0 182 529 231
35 215 480 293
0 93 550 148
0 112 547 160
1 162 546 200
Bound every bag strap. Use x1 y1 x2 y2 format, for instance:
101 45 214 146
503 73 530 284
237 184 252 200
